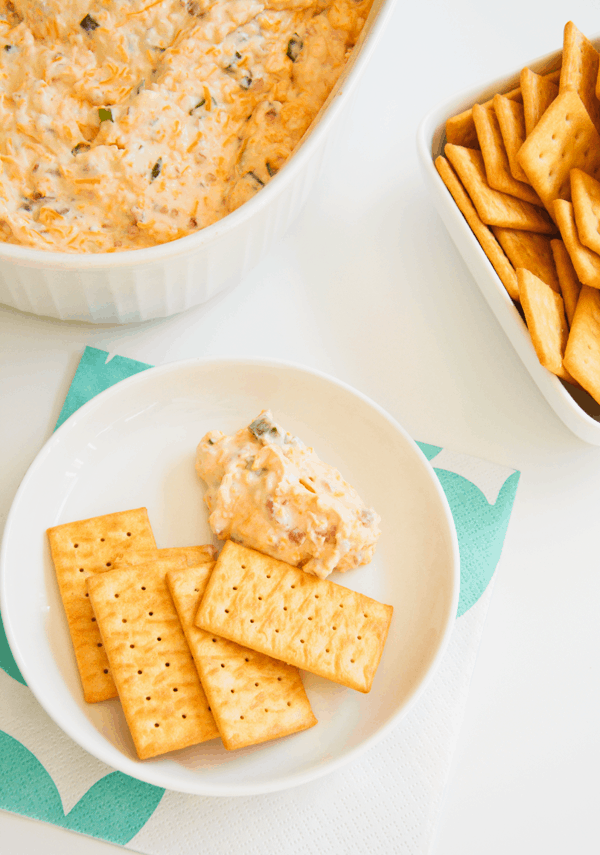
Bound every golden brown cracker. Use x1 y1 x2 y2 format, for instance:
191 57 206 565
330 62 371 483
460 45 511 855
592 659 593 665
551 238 582 325
445 107 480 150
445 144 556 233
564 285 600 403
553 198 600 288
47 508 157 703
559 21 600 134
517 268 574 383
114 545 216 570
167 564 317 751
493 94 530 184
445 85 522 148
520 67 559 136
517 90 600 214
570 167 600 256
472 103 541 204
435 155 518 300
87 557 219 759
492 228 560 292
195 541 393 694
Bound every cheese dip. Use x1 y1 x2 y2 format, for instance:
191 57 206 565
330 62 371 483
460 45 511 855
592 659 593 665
196 411 381 579
0 0 373 252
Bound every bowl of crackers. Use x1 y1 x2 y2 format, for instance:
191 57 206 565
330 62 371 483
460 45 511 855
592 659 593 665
0 358 459 795
418 20 600 444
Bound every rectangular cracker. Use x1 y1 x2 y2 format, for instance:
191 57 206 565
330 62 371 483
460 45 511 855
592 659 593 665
445 85 522 149
445 144 556 234
47 508 158 703
520 67 559 136
517 267 575 383
564 285 600 403
195 541 393 694
559 21 600 135
472 103 541 204
435 155 518 300
493 94 530 184
114 545 216 570
553 198 600 288
570 167 600 255
167 564 317 750
517 90 600 214
492 228 560 292
445 70 560 149
87 557 219 759
551 238 582 325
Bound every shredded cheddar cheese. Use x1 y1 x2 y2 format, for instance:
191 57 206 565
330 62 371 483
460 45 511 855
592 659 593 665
196 410 381 579
0 0 373 252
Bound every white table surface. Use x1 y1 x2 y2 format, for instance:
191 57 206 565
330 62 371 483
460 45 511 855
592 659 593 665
3 2 600 852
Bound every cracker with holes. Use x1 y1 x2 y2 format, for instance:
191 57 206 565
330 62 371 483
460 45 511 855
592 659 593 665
435 155 519 300
444 144 556 233
559 21 600 134
167 563 317 750
195 541 393 694
113 545 217 570
553 199 600 288
517 90 600 214
47 508 158 703
472 103 541 204
87 557 219 759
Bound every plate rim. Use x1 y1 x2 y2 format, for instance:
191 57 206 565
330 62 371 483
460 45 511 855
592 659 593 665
0 355 460 796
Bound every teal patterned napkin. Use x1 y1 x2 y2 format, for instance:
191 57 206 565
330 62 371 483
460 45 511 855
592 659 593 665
0 346 520 855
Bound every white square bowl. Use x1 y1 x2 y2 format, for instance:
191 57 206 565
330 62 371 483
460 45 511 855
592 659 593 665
417 39 600 445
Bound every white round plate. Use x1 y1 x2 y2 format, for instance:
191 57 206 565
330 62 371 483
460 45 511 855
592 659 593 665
1 358 459 796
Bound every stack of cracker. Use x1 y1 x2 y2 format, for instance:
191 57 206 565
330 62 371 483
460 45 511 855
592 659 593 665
436 21 600 406
48 511 392 760
47 507 158 704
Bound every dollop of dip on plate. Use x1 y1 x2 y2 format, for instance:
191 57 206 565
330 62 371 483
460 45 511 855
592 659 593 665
196 410 381 579
0 0 373 252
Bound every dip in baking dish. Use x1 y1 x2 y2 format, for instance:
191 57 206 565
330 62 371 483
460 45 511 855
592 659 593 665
0 0 373 252
196 410 381 579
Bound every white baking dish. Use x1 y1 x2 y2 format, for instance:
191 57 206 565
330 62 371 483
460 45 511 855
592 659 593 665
0 0 397 325
417 38 600 446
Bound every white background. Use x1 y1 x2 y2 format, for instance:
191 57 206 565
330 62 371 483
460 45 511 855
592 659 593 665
2 1 600 852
